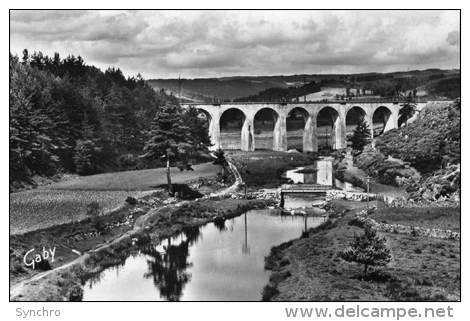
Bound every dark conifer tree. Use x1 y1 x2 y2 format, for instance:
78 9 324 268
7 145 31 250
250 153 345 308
398 95 417 127
142 104 192 195
349 118 371 151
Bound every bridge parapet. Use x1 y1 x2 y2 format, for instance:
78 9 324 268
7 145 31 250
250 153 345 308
182 96 437 107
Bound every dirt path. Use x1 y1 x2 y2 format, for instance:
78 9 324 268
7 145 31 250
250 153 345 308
208 161 242 197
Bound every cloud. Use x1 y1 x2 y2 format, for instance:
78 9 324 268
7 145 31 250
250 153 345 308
446 30 460 46
9 10 460 79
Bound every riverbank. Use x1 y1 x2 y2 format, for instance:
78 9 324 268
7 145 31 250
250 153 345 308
10 151 316 301
262 200 460 301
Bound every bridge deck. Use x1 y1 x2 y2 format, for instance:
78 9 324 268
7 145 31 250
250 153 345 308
183 97 439 106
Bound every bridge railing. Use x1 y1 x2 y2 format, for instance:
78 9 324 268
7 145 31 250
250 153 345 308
182 96 447 106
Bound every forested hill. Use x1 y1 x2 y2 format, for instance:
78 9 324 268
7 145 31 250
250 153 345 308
10 51 177 190
233 81 321 102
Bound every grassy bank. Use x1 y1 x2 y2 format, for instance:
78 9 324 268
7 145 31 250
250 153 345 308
263 201 460 301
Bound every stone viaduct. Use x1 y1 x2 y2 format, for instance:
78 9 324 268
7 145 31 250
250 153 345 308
181 100 427 152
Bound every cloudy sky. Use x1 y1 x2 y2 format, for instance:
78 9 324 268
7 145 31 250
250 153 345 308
10 10 460 79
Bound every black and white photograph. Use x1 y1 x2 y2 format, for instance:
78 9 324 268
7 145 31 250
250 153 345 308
9 7 461 317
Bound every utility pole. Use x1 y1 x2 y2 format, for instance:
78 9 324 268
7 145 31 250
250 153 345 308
304 76 307 102
365 176 371 212
325 127 328 149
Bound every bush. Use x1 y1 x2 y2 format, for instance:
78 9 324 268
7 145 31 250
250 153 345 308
125 196 138 206
35 255 52 271
261 284 280 301
86 201 107 233
68 285 84 301
269 271 292 284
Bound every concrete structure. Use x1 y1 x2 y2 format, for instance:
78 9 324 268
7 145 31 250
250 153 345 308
181 101 427 152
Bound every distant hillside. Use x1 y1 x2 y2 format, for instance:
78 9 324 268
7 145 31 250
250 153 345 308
147 69 460 102
147 78 288 102
234 81 321 102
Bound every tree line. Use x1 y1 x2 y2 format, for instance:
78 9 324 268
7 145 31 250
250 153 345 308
234 81 321 102
10 50 211 190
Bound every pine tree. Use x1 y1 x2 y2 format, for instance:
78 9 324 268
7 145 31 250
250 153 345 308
142 103 193 195
349 118 371 151
73 115 101 175
181 106 213 164
399 95 417 127
339 227 392 277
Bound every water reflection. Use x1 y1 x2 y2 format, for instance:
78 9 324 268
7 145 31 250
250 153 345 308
213 218 227 232
142 226 201 301
285 159 333 185
82 210 323 301
242 212 250 254
285 159 362 192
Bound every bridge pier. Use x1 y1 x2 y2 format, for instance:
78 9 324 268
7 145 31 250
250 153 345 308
303 115 316 152
209 116 221 150
241 116 255 151
336 115 347 149
273 113 287 151
385 108 399 132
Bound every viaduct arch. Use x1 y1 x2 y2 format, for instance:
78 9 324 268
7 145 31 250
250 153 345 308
185 101 426 152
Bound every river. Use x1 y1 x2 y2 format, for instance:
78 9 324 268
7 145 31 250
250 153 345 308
82 158 355 301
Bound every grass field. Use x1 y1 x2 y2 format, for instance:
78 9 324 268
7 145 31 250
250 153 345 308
40 163 220 191
10 163 220 235
9 190 148 235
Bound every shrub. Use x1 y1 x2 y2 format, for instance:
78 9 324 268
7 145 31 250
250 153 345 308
261 284 280 301
68 285 84 301
269 271 292 284
32 255 52 271
86 201 107 233
125 196 138 206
